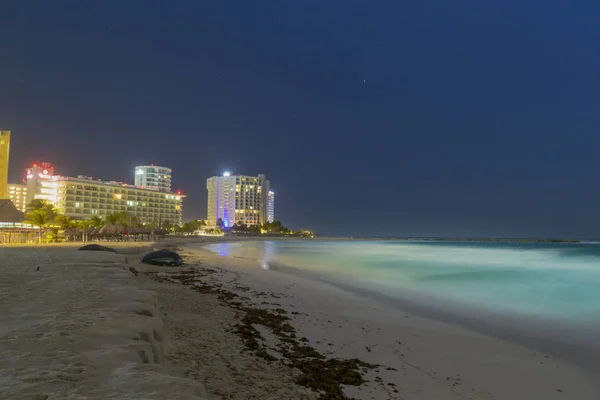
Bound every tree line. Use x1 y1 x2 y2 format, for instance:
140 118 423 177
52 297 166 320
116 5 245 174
21 199 315 242
22 199 206 242
215 218 315 237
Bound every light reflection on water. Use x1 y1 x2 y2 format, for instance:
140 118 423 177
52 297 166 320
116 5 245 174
216 241 274 269
259 241 274 269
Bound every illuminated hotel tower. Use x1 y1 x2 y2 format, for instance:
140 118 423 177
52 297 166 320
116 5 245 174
0 131 10 199
267 190 275 223
206 173 272 227
134 165 172 192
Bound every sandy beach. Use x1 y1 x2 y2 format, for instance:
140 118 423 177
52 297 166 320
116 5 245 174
1 239 599 399
0 243 208 400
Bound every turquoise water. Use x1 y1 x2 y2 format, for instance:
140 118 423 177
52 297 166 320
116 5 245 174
204 240 600 326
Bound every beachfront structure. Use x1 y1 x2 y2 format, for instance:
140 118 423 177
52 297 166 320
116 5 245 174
206 173 271 227
134 165 172 192
0 131 10 199
0 199 36 244
25 162 55 206
25 163 184 225
267 191 275 223
8 183 27 212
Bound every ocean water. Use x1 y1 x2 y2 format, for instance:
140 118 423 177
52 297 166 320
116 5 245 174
204 240 600 329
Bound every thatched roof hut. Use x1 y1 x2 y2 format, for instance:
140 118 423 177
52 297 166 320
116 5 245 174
0 200 35 244
128 227 153 235
97 222 125 236
0 199 25 224
63 227 79 236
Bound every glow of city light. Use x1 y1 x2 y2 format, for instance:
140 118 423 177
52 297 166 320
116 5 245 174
223 171 231 177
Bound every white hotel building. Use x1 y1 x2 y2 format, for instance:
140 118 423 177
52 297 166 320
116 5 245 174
134 165 172 192
267 190 275 223
23 163 184 225
207 173 273 227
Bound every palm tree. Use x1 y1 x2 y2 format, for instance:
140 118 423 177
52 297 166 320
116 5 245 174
114 212 130 229
27 199 57 222
129 215 140 228
105 213 120 225
25 209 49 243
54 214 73 230
161 219 172 231
182 221 198 233
74 219 93 242
89 216 104 228
105 211 129 226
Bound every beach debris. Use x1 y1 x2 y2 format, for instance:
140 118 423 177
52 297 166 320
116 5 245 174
36 266 40 271
78 244 117 253
146 269 378 399
365 344 378 352
141 249 183 266
230 302 376 398
129 267 139 276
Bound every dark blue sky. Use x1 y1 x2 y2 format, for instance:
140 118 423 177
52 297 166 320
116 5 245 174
1 1 600 237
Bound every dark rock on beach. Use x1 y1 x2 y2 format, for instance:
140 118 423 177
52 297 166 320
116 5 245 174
78 244 118 253
141 249 183 266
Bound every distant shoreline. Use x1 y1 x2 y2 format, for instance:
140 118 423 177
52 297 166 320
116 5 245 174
317 237 582 243
183 235 585 244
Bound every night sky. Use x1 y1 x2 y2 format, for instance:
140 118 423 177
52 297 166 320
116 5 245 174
2 1 600 238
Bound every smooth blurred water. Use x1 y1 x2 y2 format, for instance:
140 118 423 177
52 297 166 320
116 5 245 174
204 240 600 326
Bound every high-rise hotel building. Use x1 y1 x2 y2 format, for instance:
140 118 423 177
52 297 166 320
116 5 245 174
135 165 172 192
207 173 273 227
267 190 275 224
8 183 27 212
0 131 10 199
24 163 184 225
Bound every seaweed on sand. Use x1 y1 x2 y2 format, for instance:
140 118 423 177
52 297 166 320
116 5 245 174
147 270 378 399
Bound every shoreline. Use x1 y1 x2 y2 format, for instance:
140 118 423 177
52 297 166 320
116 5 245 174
181 235 588 243
197 237 600 364
233 252 600 376
167 239 600 399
